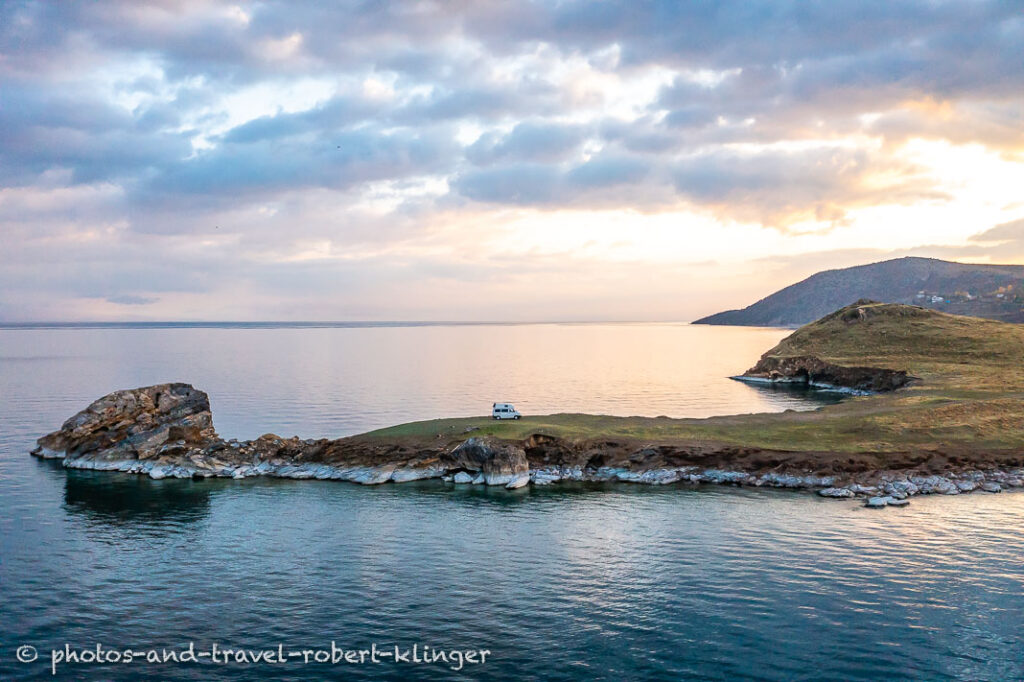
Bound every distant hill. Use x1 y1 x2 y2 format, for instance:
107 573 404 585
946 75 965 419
694 257 1024 327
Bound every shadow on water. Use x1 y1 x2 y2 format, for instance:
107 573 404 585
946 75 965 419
737 380 847 407
62 468 214 526
53 461 780 522
325 477 738 511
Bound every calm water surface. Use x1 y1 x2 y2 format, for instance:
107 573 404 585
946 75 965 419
1 324 1022 680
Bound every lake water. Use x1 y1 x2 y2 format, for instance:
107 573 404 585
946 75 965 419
0 322 835 440
2 324 1023 680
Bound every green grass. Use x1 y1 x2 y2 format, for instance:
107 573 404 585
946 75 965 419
762 301 1024 390
359 303 1024 454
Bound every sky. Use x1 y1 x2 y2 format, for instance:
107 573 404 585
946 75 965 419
1 0 1022 322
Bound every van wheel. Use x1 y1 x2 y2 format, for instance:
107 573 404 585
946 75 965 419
492 416 498 420
515 415 521 420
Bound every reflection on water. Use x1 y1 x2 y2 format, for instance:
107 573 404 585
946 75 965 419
62 467 213 526
736 380 846 406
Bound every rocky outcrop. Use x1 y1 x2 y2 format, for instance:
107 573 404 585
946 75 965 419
738 354 912 393
445 437 530 488
30 384 1024 506
31 385 528 489
33 383 219 461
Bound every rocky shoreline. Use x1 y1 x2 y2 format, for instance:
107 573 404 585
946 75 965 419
738 354 914 394
30 383 1024 509
729 374 874 395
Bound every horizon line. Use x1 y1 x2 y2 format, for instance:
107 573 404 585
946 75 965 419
0 319 707 329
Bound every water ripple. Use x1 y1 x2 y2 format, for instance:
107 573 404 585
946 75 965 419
3 327 1024 680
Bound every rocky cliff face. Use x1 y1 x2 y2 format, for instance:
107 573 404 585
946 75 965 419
446 437 530 488
731 300 923 392
740 355 912 393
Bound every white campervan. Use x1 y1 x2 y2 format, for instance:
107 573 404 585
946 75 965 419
492 402 522 420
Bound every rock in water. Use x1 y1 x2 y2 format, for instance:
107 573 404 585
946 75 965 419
31 383 218 464
865 496 910 508
818 487 855 498
446 437 530 487
505 471 531 489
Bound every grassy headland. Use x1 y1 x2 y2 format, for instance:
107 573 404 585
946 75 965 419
361 302 1024 460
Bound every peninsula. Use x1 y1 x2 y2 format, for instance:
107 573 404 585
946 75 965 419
31 302 1024 506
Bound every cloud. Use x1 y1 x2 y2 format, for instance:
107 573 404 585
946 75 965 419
106 294 159 305
453 144 940 226
671 146 946 227
132 125 458 215
454 164 562 205
0 0 1022 320
466 122 587 165
567 155 650 188
454 153 666 208
970 217 1024 244
0 83 193 186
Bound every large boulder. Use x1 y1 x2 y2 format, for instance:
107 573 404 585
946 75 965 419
446 437 530 488
32 383 218 463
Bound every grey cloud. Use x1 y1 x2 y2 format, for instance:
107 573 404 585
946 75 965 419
221 97 382 144
970 218 1024 244
405 88 517 121
671 147 945 226
454 164 562 205
598 118 688 155
566 156 650 188
134 126 458 213
8 1 1022 98
395 79 563 123
646 9 1024 149
455 152 667 208
663 107 717 130
0 82 192 186
455 144 937 225
106 294 159 305
3 0 1019 196
466 122 587 165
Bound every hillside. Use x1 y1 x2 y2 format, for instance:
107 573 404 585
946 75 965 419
739 300 1024 391
694 257 1024 326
